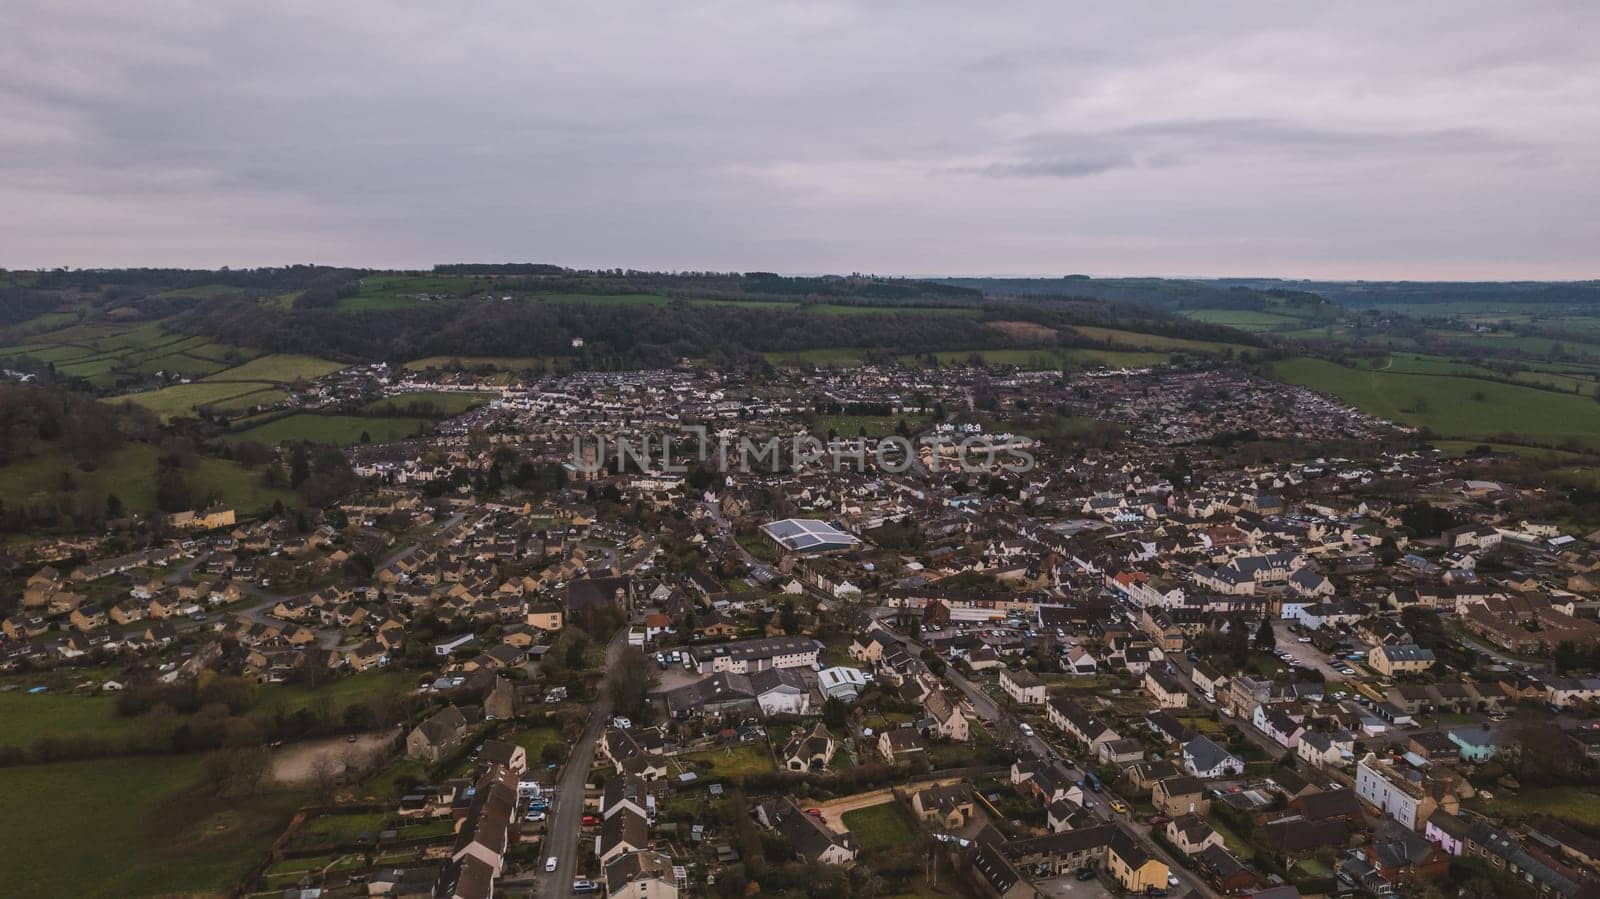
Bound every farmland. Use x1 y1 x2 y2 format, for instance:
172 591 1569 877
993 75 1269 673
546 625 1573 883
1270 356 1600 449
224 413 432 446
201 353 344 383
0 320 258 387
0 755 300 898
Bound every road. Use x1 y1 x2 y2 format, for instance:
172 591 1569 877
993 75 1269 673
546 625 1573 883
531 626 628 896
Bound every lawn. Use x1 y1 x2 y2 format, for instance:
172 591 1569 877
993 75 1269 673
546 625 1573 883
679 743 774 778
292 811 392 850
1471 788 1600 826
514 725 566 765
0 755 301 898
224 413 433 446
841 802 918 852
203 353 344 383
1270 356 1600 448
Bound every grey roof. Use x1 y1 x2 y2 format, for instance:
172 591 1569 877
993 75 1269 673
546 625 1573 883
761 518 861 552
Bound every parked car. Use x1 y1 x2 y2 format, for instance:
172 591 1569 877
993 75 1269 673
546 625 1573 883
1108 799 1129 814
546 857 559 872
573 880 600 893
581 814 601 826
1076 868 1098 881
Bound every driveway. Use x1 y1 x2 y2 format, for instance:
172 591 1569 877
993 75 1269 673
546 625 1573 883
1035 874 1113 899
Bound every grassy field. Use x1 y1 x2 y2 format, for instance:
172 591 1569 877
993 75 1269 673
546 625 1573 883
0 755 300 898
808 304 980 317
224 413 432 446
0 442 295 515
120 380 278 419
360 391 490 416
254 669 415 724
1271 356 1600 448
340 275 477 311
1179 309 1307 331
202 353 344 383
680 743 774 778
0 320 258 387
291 811 391 850
840 802 918 852
1469 788 1600 826
0 688 138 751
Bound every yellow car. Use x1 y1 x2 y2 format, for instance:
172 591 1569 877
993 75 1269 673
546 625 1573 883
1108 799 1129 814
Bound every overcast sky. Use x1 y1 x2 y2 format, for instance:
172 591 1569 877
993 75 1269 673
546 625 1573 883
2 1 1596 279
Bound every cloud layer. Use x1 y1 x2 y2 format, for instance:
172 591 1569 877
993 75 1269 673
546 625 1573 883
1 1 1595 278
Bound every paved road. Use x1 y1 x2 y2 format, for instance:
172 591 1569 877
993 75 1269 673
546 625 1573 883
531 626 628 896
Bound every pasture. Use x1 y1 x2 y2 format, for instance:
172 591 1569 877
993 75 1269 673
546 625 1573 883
224 413 432 446
0 755 300 898
1270 356 1600 448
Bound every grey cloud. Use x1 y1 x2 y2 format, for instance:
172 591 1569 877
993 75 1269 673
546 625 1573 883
0 0 1595 278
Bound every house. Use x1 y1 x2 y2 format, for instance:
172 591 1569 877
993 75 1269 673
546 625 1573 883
1447 727 1498 763
406 705 471 762
911 783 976 829
1000 666 1047 705
817 666 869 703
1152 775 1209 817
525 601 564 632
1369 644 1436 676
691 635 820 674
753 667 812 715
1182 735 1243 779
1106 827 1170 894
1143 667 1190 709
1166 814 1223 855
972 836 1038 899
878 728 926 763
1297 730 1355 769
923 690 970 742
1047 697 1120 752
781 723 838 772
1195 844 1257 893
1355 753 1460 831
1064 646 1098 675
599 808 650 865
757 799 858 865
849 629 898 664
604 850 678 899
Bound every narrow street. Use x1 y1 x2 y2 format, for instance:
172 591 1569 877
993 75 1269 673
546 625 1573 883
530 626 628 896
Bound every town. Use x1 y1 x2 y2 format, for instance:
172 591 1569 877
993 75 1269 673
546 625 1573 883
4 355 1598 899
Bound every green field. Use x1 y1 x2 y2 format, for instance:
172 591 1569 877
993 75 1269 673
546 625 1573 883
0 442 295 515
1271 356 1600 448
680 743 774 777
1179 309 1307 331
224 413 432 446
120 380 280 419
202 353 344 383
0 320 259 388
340 274 477 311
1469 788 1600 826
0 688 138 751
360 391 490 416
807 304 980 317
840 802 918 852
0 755 299 898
